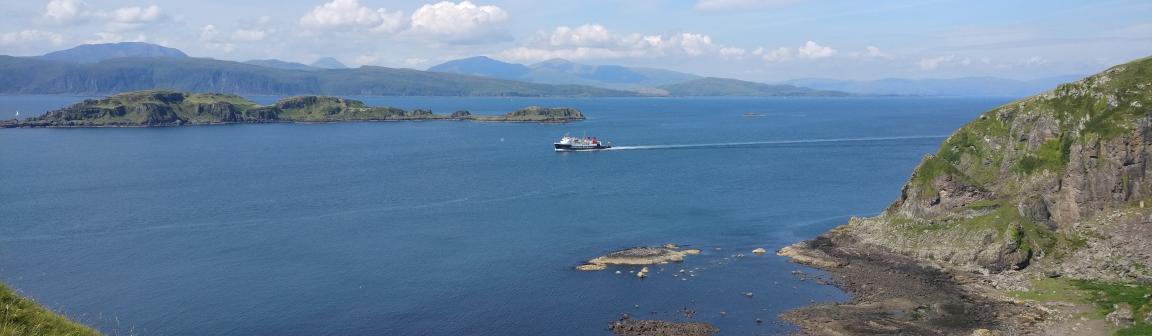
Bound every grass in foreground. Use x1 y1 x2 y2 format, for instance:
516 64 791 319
0 283 99 336
1011 277 1152 335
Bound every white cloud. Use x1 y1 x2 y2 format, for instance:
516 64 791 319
500 47 651 62
500 24 726 62
43 0 168 32
404 57 429 67
549 24 615 48
719 47 746 59
1023 56 1047 66
44 0 88 24
0 30 66 46
860 46 889 58
751 41 834 63
231 29 267 42
695 0 805 11
109 5 164 23
409 1 509 42
300 0 408 33
84 32 148 44
199 25 266 51
754 47 792 62
679 33 715 56
353 55 379 66
199 25 236 52
797 40 835 58
917 55 955 70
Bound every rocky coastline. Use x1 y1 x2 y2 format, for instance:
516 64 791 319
775 56 1152 335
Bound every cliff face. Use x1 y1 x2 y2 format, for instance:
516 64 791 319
841 57 1152 281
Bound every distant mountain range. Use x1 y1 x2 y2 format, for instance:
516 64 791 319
39 42 188 64
3 42 1085 97
660 77 846 97
241 57 348 71
428 56 700 89
310 57 348 69
781 75 1085 97
0 55 638 96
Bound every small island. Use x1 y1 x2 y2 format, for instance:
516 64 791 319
0 90 585 128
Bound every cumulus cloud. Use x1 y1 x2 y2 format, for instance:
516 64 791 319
797 40 835 58
300 0 408 33
230 29 267 42
1023 56 1047 66
43 0 168 31
917 55 958 70
860 46 889 58
109 5 164 23
719 47 746 59
679 33 715 56
84 32 148 44
0 30 66 47
409 1 509 42
754 47 792 62
199 24 268 51
751 41 835 63
44 0 88 24
695 0 805 11
548 24 615 48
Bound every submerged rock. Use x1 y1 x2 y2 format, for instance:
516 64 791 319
683 249 702 255
751 247 767 254
576 263 607 271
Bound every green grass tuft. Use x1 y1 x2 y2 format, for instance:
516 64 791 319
0 283 100 336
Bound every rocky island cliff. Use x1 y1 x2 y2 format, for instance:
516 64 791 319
781 56 1152 335
0 90 585 127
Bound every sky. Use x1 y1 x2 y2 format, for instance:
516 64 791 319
0 0 1150 81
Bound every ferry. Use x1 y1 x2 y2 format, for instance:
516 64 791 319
554 133 612 151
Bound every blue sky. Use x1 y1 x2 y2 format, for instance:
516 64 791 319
1 0 1149 81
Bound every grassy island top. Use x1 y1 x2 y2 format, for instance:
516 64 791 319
2 90 585 127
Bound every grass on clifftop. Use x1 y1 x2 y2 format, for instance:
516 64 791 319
1 283 99 336
1012 277 1152 335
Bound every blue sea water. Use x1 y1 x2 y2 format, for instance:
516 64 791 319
0 96 1012 335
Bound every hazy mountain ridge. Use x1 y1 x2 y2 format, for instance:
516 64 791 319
243 59 317 71
0 55 638 97
659 77 849 97
39 42 188 64
783 75 1086 97
428 56 700 89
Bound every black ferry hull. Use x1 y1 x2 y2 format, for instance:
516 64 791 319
554 143 611 151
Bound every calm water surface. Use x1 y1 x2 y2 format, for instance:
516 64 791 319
0 96 1012 335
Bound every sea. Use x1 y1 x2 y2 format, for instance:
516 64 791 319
0 95 1013 335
